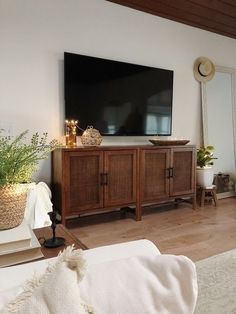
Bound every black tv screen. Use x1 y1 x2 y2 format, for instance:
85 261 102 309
64 52 174 136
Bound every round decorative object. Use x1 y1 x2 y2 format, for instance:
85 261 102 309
81 126 102 146
0 183 33 230
193 57 215 82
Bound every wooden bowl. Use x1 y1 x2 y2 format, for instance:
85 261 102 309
149 139 190 146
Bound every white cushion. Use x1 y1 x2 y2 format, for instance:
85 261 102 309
0 240 197 314
80 254 197 314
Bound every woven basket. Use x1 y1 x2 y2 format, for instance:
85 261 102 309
0 184 31 230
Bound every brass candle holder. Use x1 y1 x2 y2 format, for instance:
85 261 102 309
65 119 78 147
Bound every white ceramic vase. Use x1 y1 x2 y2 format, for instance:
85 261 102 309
196 166 214 187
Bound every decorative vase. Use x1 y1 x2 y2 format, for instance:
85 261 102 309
196 167 214 187
0 183 32 230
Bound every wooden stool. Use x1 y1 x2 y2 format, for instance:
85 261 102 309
198 185 218 207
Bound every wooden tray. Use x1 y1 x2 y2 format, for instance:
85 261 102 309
149 139 190 146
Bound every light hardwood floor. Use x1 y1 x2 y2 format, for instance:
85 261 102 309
67 197 236 262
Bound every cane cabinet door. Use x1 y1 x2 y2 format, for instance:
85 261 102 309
170 147 196 196
64 151 103 214
140 149 170 202
103 150 137 207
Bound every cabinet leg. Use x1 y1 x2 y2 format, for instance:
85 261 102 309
200 189 205 208
212 188 218 206
61 213 66 226
192 194 197 210
135 203 142 221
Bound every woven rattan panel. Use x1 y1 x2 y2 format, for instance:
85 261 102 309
142 150 168 200
172 151 192 193
70 155 101 208
106 153 135 203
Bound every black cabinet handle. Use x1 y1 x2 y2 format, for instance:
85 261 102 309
166 167 174 178
103 173 108 185
166 168 170 178
100 173 104 185
100 173 108 185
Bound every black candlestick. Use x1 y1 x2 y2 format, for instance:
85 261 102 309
44 211 65 248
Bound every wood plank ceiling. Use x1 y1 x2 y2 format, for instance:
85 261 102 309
107 0 236 39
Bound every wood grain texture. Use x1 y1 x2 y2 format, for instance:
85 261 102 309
107 0 236 39
68 197 236 262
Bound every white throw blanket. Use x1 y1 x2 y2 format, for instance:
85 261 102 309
24 182 52 228
80 254 198 314
1 247 93 314
1 247 197 314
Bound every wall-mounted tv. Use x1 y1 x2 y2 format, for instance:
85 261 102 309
64 52 174 136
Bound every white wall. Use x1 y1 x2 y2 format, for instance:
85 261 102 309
1 0 236 183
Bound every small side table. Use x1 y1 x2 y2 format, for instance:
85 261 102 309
197 185 218 207
33 224 88 259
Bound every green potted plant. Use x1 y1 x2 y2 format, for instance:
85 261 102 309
196 145 217 187
0 130 61 230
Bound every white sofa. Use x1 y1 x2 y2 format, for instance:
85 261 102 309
0 240 197 314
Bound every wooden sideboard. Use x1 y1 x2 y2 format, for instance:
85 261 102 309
52 145 196 224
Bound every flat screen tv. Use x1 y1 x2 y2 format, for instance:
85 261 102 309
64 52 174 136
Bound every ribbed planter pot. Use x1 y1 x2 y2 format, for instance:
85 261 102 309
196 167 214 187
0 183 32 230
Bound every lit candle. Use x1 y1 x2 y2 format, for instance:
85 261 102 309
65 119 78 147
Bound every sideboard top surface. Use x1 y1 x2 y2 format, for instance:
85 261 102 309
55 144 196 152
